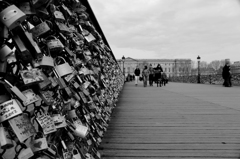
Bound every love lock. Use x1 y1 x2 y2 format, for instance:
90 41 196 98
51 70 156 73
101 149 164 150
31 132 48 152
54 56 73 77
0 1 27 30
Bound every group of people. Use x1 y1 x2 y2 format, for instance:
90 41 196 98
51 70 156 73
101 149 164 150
134 64 168 87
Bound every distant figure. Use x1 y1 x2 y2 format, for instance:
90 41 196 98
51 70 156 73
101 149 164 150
134 66 141 86
154 64 163 87
148 64 155 86
142 66 149 87
161 72 167 86
222 59 232 87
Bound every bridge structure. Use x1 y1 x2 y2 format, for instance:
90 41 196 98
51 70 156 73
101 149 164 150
100 82 240 159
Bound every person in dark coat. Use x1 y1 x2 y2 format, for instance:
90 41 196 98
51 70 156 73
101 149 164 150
148 64 155 86
154 64 163 87
222 59 232 87
134 66 141 86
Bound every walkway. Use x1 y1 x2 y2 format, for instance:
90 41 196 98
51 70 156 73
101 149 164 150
100 82 240 159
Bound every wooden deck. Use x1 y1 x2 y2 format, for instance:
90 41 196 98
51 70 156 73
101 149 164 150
100 82 240 159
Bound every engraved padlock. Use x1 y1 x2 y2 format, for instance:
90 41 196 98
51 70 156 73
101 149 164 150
0 99 23 122
0 44 13 62
54 56 73 77
19 68 44 85
46 35 64 52
0 2 27 30
0 125 14 149
31 132 48 152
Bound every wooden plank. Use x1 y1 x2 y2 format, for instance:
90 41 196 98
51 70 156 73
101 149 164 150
100 143 240 150
100 82 240 158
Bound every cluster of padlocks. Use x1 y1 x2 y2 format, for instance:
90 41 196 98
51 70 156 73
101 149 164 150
0 0 124 158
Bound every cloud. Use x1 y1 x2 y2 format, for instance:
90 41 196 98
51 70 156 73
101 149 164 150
89 0 240 63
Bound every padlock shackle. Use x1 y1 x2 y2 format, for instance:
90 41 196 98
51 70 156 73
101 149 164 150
54 56 67 65
45 35 57 41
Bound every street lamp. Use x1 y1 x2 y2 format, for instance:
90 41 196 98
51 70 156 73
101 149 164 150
197 55 201 83
122 56 125 81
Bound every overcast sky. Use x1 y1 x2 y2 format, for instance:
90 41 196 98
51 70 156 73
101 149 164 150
89 0 240 63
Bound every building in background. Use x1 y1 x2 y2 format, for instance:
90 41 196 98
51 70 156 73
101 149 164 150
117 57 192 77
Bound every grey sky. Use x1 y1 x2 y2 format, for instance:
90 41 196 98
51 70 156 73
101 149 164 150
89 0 240 63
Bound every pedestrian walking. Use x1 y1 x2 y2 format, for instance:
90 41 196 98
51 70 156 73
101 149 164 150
222 59 232 87
161 71 167 86
154 64 163 87
142 66 149 87
134 66 141 86
148 64 155 86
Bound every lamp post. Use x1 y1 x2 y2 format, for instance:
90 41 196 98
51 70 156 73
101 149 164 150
197 55 201 83
122 56 125 81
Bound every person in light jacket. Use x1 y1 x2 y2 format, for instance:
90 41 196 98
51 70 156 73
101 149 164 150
142 66 149 87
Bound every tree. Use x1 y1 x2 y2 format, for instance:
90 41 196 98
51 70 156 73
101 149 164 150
209 60 221 71
200 61 208 69
191 60 196 69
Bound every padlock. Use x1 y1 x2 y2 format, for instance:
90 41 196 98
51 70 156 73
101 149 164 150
36 7 50 19
72 120 89 138
22 89 39 106
19 68 44 85
31 20 51 38
0 124 14 149
52 69 67 89
53 10 65 22
36 113 57 135
39 55 54 67
0 25 9 39
39 91 54 105
4 80 27 102
0 3 26 29
31 0 49 8
0 44 13 62
38 72 52 89
61 4 72 18
19 2 36 15
8 113 36 142
54 56 73 77
12 34 33 64
17 147 34 159
31 132 48 152
82 30 96 43
46 36 64 52
55 21 71 35
0 60 6 76
52 114 67 129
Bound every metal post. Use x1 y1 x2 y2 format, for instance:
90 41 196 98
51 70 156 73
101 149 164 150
198 60 200 83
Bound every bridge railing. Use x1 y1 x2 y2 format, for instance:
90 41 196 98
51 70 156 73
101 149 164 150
169 73 240 86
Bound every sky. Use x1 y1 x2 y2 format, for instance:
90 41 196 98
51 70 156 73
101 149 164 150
88 0 240 63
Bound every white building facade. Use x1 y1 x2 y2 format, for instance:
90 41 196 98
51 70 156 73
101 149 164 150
118 57 192 77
